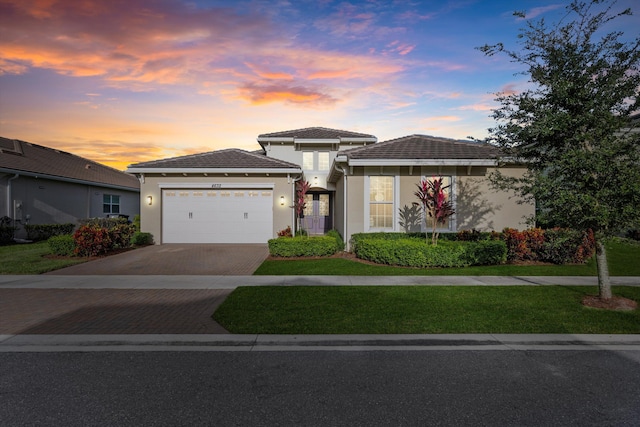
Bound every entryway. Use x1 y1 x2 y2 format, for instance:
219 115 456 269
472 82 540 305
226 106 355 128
303 192 332 235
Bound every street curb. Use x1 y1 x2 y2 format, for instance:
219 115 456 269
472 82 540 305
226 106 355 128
2 334 639 352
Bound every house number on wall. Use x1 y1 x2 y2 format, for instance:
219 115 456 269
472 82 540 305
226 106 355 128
211 184 222 188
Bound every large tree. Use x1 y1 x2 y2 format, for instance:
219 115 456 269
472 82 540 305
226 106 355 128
479 0 640 301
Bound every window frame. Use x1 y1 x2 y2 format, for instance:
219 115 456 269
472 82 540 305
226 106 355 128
365 175 399 231
103 194 121 214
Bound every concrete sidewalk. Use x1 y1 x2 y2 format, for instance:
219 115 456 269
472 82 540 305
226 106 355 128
2 274 639 288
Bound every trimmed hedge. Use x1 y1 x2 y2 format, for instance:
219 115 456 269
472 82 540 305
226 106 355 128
48 234 76 256
24 223 75 241
268 236 339 257
354 238 507 268
131 232 154 246
353 229 594 265
326 229 345 252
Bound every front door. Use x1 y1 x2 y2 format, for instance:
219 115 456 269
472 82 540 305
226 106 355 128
303 193 331 235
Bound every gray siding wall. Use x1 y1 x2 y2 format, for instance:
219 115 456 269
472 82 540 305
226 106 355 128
2 175 139 239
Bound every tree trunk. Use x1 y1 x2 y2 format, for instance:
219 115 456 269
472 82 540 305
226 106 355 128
595 239 612 300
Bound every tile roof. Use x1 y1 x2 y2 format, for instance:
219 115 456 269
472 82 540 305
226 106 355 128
0 137 139 190
341 134 501 160
127 148 301 170
258 127 376 140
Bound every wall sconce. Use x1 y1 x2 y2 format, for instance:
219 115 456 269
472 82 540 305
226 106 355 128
280 195 285 206
146 195 153 206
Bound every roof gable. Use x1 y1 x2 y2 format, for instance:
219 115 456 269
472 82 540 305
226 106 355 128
127 148 300 171
0 137 139 190
341 134 501 160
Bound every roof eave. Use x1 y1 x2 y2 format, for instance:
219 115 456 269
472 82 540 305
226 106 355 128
126 167 302 174
0 167 140 191
344 159 500 166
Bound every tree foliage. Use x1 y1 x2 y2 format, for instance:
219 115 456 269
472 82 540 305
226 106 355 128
478 0 640 299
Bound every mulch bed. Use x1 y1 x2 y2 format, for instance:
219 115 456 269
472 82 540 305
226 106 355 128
582 295 638 311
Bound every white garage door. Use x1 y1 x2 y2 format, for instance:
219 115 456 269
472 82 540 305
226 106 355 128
162 189 273 243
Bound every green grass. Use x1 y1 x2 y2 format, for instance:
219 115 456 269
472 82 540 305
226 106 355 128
0 242 87 274
213 285 640 334
254 238 640 276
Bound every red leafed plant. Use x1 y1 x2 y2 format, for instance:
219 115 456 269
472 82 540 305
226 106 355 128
73 225 113 257
414 177 455 245
293 180 311 235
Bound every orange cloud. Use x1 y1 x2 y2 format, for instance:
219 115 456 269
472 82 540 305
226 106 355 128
238 83 337 106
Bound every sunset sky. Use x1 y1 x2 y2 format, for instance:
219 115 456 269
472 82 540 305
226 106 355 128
1 0 638 170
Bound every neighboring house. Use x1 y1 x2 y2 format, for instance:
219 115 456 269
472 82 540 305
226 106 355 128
0 137 140 239
127 127 533 246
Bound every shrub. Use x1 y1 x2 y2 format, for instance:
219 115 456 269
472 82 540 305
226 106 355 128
133 214 141 231
24 223 75 241
268 236 338 257
74 225 113 257
464 240 507 265
350 232 424 253
457 229 482 242
502 228 531 261
109 222 136 248
353 235 508 268
78 217 129 228
131 232 154 246
277 226 293 238
326 229 345 252
48 235 76 256
541 228 595 264
0 216 18 245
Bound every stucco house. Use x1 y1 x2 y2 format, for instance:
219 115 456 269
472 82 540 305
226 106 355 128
0 137 140 239
127 127 533 247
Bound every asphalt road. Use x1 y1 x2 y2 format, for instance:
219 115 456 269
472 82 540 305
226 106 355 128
2 350 639 426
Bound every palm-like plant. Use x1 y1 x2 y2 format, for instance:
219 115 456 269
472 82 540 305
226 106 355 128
414 177 455 245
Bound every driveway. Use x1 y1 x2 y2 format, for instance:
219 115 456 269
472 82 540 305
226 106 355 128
45 244 269 275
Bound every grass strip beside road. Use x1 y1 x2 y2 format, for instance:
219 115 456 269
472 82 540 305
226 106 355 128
213 285 640 334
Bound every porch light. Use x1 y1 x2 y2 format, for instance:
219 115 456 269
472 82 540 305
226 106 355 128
146 195 153 206
280 195 285 206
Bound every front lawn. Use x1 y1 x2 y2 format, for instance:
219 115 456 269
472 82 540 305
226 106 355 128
213 285 640 334
254 238 640 276
0 242 87 274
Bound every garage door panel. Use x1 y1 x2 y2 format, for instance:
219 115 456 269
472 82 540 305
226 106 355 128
162 189 273 244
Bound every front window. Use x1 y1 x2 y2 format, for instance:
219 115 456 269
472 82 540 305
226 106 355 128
302 152 314 170
318 152 330 171
103 194 120 214
369 176 394 229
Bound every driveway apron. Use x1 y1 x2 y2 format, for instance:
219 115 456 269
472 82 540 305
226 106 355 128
44 244 269 275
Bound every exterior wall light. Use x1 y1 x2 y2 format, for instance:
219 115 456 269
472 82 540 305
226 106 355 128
146 195 153 205
280 195 285 206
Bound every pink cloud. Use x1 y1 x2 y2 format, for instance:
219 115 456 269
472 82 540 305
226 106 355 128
245 62 294 81
456 104 494 111
0 0 408 107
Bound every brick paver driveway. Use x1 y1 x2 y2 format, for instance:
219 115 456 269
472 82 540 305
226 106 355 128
1 288 230 334
45 244 269 275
